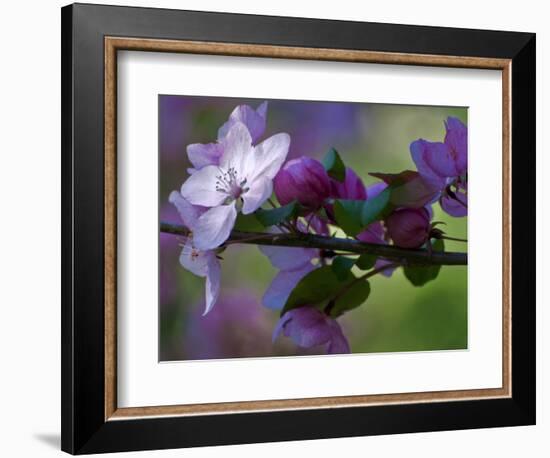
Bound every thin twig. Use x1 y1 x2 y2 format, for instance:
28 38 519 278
441 235 468 243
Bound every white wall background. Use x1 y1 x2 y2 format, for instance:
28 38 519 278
0 1 545 456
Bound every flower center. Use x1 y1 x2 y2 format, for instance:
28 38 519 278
215 167 249 201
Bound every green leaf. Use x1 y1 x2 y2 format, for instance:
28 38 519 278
333 191 392 237
356 254 376 270
255 201 297 227
283 266 343 315
333 200 364 236
403 239 445 287
359 187 392 226
331 280 371 317
233 213 264 232
331 256 355 281
322 147 346 182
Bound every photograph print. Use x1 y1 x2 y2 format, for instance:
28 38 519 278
159 95 468 361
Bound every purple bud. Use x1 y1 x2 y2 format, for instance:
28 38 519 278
386 207 431 248
274 157 331 209
330 167 367 200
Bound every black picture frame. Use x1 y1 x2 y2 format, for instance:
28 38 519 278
61 3 536 454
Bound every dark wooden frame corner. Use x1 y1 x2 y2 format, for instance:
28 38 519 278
62 3 536 454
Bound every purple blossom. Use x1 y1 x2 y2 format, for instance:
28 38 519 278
410 117 467 216
274 156 331 209
169 191 221 315
186 102 268 174
386 207 431 249
181 122 290 250
273 306 350 354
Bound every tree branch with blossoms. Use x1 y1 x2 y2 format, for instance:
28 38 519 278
160 221 467 266
163 101 468 355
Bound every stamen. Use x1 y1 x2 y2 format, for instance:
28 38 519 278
213 166 247 199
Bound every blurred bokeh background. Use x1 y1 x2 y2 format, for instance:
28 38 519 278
159 95 468 361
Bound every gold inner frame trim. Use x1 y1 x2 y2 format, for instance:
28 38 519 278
104 36 512 421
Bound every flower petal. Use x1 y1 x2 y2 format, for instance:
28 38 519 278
203 255 221 315
256 101 268 120
410 139 454 188
262 264 316 310
272 312 292 343
330 167 367 200
273 168 300 206
357 221 386 245
168 191 207 230
193 203 238 250
308 215 330 236
180 165 228 207
326 321 351 354
273 307 349 353
219 122 254 177
187 142 224 171
259 244 317 270
444 117 467 175
250 133 290 182
274 157 330 208
282 307 333 347
218 102 268 143
178 238 210 277
241 176 273 214
440 189 467 217
366 181 388 199
374 258 396 278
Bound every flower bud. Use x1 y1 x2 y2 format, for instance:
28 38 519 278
274 157 331 209
386 207 431 248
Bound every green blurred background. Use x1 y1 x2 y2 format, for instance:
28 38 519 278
159 95 467 361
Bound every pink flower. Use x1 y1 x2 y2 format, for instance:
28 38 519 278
386 207 431 249
410 117 467 216
186 102 268 174
410 117 467 188
274 156 331 209
273 306 350 354
169 191 221 315
181 122 290 250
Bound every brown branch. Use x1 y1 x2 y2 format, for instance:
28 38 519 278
160 221 467 266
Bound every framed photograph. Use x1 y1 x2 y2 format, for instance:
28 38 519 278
61 3 536 454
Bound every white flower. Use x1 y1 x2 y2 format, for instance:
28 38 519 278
169 191 221 315
181 122 290 250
